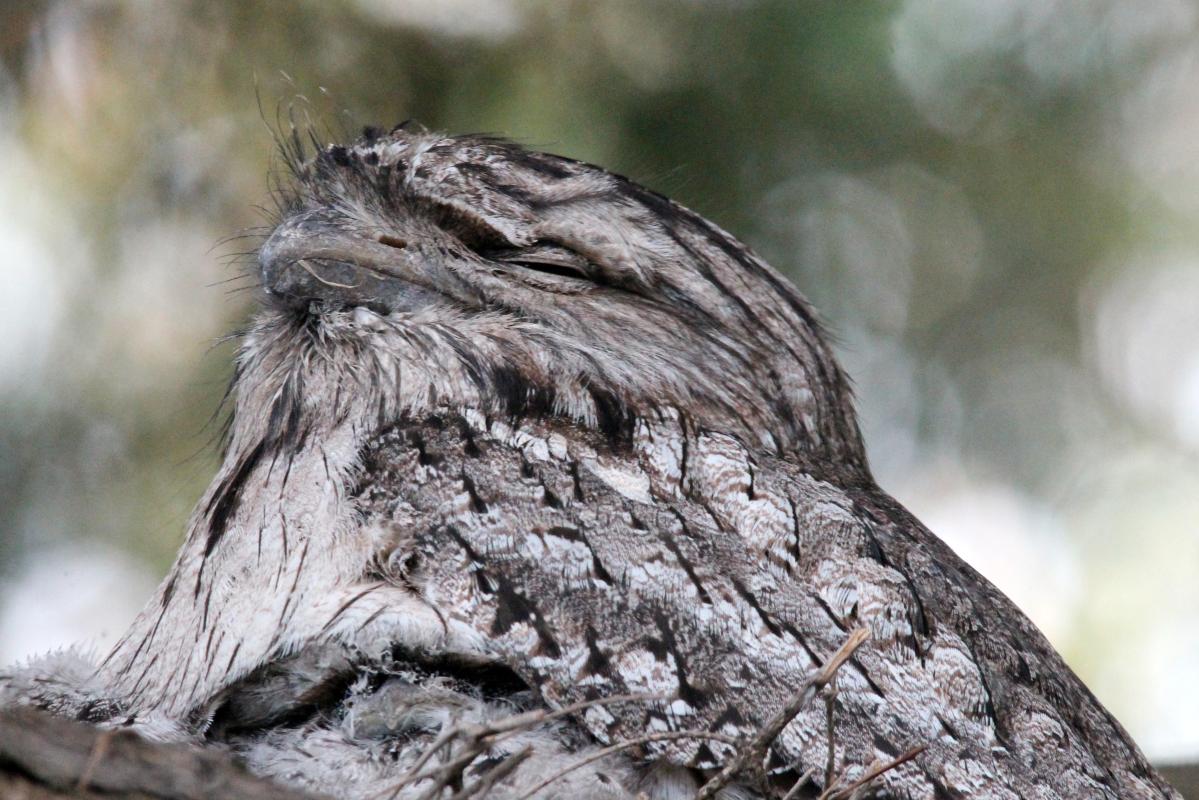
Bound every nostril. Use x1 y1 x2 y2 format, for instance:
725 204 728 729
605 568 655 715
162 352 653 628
377 234 407 249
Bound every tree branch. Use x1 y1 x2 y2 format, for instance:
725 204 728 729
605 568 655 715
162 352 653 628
0 707 323 800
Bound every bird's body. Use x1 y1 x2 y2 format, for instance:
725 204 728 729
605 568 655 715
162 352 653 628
4 127 1178 799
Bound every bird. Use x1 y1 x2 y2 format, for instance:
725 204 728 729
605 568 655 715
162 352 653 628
1 124 1180 800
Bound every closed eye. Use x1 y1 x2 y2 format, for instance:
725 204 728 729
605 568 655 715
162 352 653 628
485 242 594 282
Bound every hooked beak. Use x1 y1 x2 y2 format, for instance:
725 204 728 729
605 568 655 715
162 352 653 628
258 213 440 313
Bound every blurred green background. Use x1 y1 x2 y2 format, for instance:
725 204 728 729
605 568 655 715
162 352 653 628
0 0 1196 765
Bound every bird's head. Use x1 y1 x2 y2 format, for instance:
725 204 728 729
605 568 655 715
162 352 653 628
254 125 866 471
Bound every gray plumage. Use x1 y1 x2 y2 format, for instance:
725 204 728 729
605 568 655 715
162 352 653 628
1 125 1179 799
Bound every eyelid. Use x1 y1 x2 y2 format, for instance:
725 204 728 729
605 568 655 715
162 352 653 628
486 242 594 281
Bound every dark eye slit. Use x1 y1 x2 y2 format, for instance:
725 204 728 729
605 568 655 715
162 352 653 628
484 242 595 282
509 258 589 280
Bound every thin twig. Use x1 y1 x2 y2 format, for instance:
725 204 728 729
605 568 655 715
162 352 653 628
381 723 461 799
413 745 485 800
694 627 871 800
516 730 743 800
75 728 115 791
474 692 669 740
823 678 838 790
374 692 666 800
445 746 533 800
781 767 817 800
817 745 926 800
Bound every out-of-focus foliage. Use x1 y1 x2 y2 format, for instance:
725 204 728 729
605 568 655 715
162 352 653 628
0 0 1196 761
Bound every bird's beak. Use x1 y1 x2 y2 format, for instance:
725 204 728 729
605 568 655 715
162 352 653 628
258 212 438 313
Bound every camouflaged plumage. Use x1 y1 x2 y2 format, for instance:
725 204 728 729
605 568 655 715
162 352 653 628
81 126 1180 799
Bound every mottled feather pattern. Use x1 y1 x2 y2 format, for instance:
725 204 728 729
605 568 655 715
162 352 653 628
350 411 1158 799
6 126 1175 799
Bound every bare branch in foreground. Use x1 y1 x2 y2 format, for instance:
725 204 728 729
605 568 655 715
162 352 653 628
444 745 532 800
817 745 927 800
695 627 871 800
0 707 321 800
514 730 744 800
374 692 668 800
